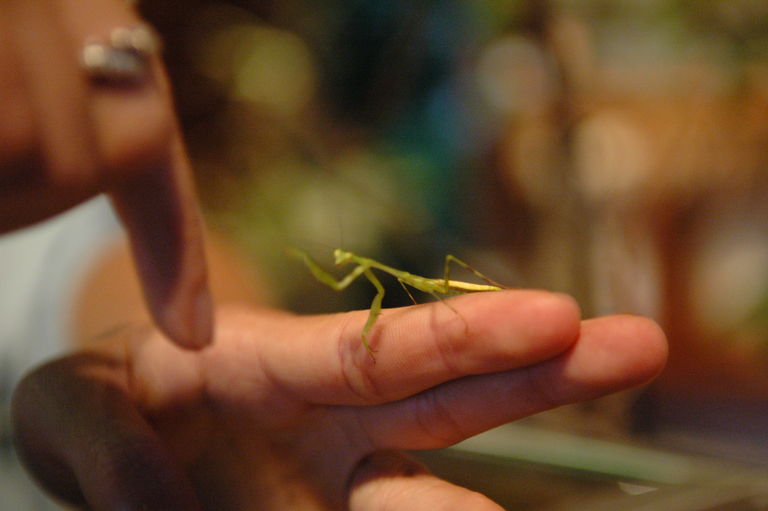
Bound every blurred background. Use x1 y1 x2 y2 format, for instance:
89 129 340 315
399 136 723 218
4 0 768 508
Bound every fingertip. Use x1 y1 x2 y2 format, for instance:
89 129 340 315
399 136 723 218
520 291 582 352
610 314 669 382
571 315 669 394
455 290 582 366
156 285 215 350
349 451 503 511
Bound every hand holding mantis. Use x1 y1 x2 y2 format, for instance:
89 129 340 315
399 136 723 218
12 293 667 510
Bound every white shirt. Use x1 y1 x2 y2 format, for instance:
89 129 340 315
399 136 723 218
0 196 122 510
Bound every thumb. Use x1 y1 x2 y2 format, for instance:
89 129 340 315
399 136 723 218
11 352 202 511
349 451 504 511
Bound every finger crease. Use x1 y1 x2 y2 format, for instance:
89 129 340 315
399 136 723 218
414 387 468 447
336 313 385 404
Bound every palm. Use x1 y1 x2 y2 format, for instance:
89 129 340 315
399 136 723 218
142 306 474 509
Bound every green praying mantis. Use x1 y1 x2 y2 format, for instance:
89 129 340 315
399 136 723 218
287 248 506 356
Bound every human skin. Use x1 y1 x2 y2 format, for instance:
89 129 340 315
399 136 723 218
12 291 667 510
0 0 212 350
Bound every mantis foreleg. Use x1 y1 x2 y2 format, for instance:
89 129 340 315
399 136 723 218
361 269 384 357
288 249 381 358
289 248 368 291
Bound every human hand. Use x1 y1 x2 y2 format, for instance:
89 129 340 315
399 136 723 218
1 0 212 349
12 291 667 510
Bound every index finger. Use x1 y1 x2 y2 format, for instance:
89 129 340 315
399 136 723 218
109 132 213 350
62 0 215 350
2 0 214 349
207 290 583 405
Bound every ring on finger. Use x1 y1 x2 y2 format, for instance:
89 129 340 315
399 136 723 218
81 24 161 85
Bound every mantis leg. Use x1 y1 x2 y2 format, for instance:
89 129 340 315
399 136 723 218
397 278 419 305
398 278 461 320
443 254 506 289
288 248 369 291
361 268 385 357
398 278 454 311
288 249 380 358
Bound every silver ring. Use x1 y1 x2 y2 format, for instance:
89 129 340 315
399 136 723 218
81 24 161 84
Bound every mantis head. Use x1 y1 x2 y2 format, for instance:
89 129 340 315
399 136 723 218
333 249 354 266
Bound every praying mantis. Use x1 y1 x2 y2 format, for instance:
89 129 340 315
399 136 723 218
287 248 506 356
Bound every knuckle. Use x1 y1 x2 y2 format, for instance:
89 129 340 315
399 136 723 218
336 312 387 404
97 92 175 179
413 388 468 447
0 103 99 193
0 102 38 180
0 46 36 176
428 300 470 375
522 365 561 411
